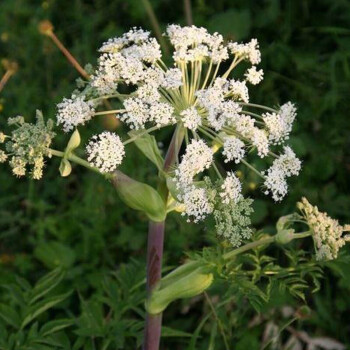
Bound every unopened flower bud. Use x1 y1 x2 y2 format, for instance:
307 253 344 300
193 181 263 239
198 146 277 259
59 158 72 177
275 229 295 245
38 20 54 36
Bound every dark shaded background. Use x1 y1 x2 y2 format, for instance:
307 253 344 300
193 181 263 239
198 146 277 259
0 0 349 349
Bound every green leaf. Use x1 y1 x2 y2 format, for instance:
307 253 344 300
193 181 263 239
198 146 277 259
30 268 65 305
161 326 193 338
128 131 164 170
40 319 74 337
21 290 72 329
0 303 21 329
34 242 75 269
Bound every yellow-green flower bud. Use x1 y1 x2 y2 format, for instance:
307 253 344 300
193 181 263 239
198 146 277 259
59 158 72 177
276 213 299 232
275 229 295 245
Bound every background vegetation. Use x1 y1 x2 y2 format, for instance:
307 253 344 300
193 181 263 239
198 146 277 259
0 0 349 349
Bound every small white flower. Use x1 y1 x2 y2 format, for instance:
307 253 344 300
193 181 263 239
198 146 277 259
279 102 297 126
233 114 256 138
245 66 264 85
124 27 151 44
122 97 150 129
56 96 95 132
175 139 213 187
228 79 249 103
196 85 225 110
263 112 285 144
182 186 213 222
99 37 127 53
143 66 165 87
180 106 202 130
250 128 269 158
162 68 183 89
263 103 297 144
136 84 161 104
220 172 242 204
263 146 300 201
273 146 301 177
228 38 261 64
264 165 288 202
223 136 245 164
122 38 161 63
149 102 176 127
86 131 125 173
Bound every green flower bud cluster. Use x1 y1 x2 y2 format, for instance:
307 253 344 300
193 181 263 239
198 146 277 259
1 111 55 179
298 197 350 261
0 111 55 179
205 178 254 247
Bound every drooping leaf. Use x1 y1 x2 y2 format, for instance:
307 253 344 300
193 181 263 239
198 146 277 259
128 130 164 170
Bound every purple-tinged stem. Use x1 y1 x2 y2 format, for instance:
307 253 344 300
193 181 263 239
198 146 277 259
143 126 184 350
143 221 165 350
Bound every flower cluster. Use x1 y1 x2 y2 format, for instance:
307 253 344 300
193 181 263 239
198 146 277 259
264 146 301 201
57 95 95 132
46 24 302 244
298 197 350 260
0 112 55 179
86 132 125 173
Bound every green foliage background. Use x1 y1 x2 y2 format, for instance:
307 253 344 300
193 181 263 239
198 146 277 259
0 0 349 349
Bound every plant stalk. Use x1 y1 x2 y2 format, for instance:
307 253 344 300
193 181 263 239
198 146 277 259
143 126 184 350
144 220 165 350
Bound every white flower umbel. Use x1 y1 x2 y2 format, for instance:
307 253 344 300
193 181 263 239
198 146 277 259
162 68 183 89
263 102 297 145
86 132 125 173
175 139 213 188
220 172 242 204
264 165 288 202
57 96 95 132
228 38 261 64
149 102 176 127
182 186 214 223
263 146 301 201
222 136 245 164
245 66 264 85
180 107 202 130
273 146 301 177
228 79 249 103
250 128 269 158
121 98 150 130
45 24 304 242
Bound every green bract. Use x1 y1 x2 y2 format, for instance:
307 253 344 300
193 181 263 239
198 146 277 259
112 170 166 222
146 265 214 315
